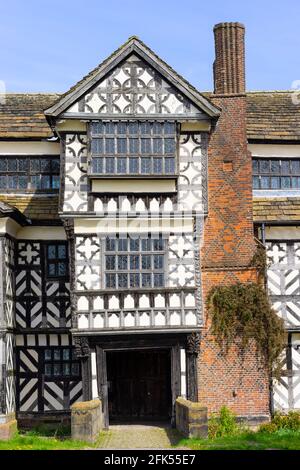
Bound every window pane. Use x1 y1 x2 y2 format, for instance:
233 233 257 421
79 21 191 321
153 158 163 174
118 273 128 288
106 138 115 153
117 157 127 173
140 122 151 135
128 122 138 135
58 263 67 276
252 160 259 173
129 139 138 153
261 176 270 189
153 122 162 134
129 157 138 173
130 273 140 287
292 177 300 188
40 159 51 172
153 138 163 154
118 255 128 270
281 161 290 174
72 363 80 376
281 176 291 188
48 264 56 276
0 159 7 171
260 160 270 173
106 273 116 288
117 138 127 154
41 175 50 189
45 364 52 375
253 176 259 189
164 122 175 134
53 364 61 376
63 363 70 376
52 175 60 189
48 245 56 259
270 160 280 173
7 159 17 172
130 255 139 269
154 254 164 269
18 159 29 171
30 159 40 172
19 176 28 189
142 273 151 287
141 139 151 154
141 157 151 174
92 138 104 154
141 238 151 251
0 176 6 188
105 122 115 134
63 349 70 361
291 160 300 174
31 175 41 189
91 122 104 134
105 157 115 174
153 238 164 251
271 177 280 189
52 159 60 172
106 255 115 270
118 238 128 251
141 255 151 269
165 158 175 174
8 176 17 189
164 138 175 153
154 273 164 287
44 350 52 361
106 238 115 251
117 122 127 135
129 238 139 251
54 349 60 360
92 158 103 173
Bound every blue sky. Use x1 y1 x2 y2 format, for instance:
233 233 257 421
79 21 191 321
1 0 299 93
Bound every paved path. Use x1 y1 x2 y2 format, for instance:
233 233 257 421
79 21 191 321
97 423 183 449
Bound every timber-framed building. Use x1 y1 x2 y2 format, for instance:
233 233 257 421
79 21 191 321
0 22 299 429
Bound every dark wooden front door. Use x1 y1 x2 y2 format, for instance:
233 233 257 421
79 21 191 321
107 349 171 422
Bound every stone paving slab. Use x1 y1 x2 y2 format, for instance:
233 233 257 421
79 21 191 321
97 424 184 449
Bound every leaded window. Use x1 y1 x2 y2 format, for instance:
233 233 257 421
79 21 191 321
44 348 80 377
253 158 300 189
0 156 60 191
90 121 176 176
105 235 165 288
46 243 68 279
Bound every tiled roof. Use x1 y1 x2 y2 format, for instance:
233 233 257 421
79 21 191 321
246 91 300 141
253 197 300 222
0 93 59 138
0 195 59 220
0 91 299 141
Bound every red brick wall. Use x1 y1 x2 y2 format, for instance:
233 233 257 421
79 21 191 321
198 91 270 418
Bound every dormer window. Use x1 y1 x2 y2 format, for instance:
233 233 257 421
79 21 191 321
89 121 176 176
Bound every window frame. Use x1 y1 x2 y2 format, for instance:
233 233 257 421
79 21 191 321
88 121 178 178
44 241 69 281
252 157 300 190
0 155 60 193
43 347 81 379
104 235 167 289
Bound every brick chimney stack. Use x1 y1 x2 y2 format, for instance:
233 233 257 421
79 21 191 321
213 22 245 95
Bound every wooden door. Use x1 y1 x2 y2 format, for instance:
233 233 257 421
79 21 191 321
107 349 171 422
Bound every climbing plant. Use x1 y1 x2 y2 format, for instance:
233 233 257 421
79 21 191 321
206 282 286 377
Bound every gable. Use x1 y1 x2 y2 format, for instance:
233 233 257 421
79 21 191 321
45 37 220 119
66 54 205 117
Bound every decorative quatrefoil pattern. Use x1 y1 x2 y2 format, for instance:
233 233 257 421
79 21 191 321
63 134 88 212
66 54 202 116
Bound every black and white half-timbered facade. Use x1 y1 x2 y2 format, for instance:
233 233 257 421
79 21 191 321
0 24 300 428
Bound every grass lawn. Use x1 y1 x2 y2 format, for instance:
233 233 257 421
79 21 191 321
0 431 93 450
176 430 300 450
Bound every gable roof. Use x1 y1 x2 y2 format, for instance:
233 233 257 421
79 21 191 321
44 37 220 119
0 93 60 138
